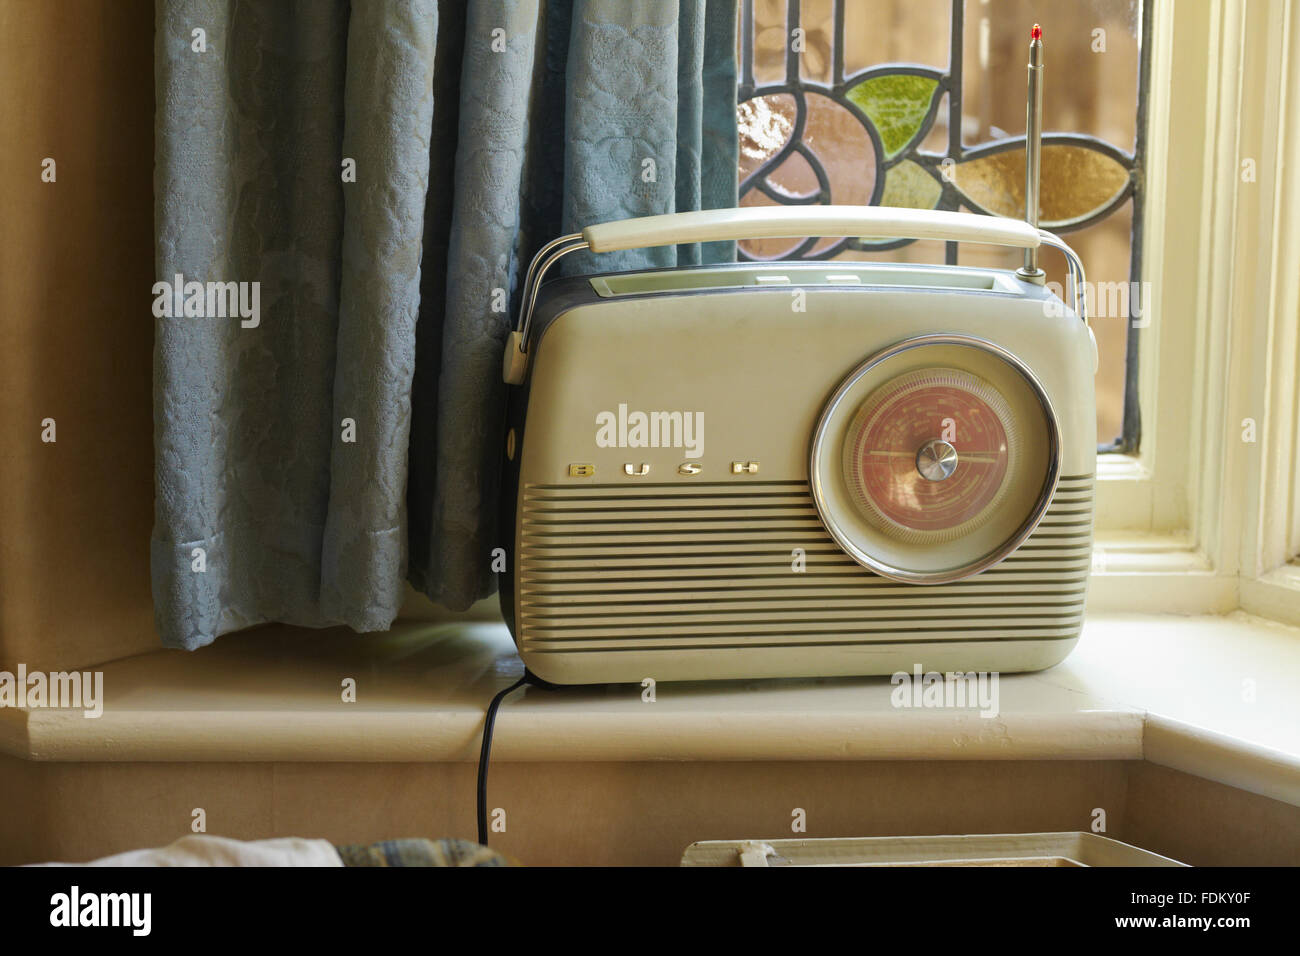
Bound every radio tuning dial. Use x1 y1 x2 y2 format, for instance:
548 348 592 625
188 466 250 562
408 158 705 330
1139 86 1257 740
842 367 1015 543
810 335 1062 584
916 439 959 482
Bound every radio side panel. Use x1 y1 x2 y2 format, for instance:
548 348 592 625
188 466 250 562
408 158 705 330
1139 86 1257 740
506 278 1095 684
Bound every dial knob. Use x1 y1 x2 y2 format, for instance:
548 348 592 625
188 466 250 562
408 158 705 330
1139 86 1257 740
916 439 959 481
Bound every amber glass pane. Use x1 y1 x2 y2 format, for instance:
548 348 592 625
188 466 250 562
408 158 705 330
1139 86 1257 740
950 143 1130 227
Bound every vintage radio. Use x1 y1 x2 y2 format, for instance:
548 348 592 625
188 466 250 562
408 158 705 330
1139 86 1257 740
497 35 1094 685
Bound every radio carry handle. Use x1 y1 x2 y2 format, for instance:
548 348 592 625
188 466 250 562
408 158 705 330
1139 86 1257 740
504 206 1087 385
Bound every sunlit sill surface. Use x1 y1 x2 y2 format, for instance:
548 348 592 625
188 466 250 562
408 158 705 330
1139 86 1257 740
2 612 1298 807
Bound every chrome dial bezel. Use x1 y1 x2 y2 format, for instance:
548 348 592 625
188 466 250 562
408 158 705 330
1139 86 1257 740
809 333 1062 585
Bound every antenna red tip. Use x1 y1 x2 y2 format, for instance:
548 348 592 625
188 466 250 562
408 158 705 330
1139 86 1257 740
1031 24 1042 40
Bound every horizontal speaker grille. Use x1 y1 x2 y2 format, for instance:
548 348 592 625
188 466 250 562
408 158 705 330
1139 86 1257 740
518 476 1093 655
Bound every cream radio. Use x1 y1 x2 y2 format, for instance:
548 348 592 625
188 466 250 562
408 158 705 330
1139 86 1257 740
498 36 1094 684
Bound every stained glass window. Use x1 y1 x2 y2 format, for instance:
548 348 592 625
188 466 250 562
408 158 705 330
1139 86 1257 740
737 0 1151 452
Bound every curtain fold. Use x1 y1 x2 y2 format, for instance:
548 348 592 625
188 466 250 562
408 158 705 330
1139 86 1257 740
153 0 738 650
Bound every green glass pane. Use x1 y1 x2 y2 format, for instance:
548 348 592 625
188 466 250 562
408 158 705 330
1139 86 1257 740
880 159 942 210
950 143 1130 229
859 160 943 245
845 74 939 160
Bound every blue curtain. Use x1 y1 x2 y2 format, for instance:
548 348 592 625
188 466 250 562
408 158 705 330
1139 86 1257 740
152 0 738 649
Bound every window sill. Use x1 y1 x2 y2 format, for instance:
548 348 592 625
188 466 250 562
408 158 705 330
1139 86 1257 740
2 612 1298 807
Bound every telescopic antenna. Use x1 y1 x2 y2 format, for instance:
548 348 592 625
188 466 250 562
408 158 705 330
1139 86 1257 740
1017 24 1045 281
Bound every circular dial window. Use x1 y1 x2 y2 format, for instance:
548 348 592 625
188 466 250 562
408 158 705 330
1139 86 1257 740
810 335 1061 584
842 368 1016 543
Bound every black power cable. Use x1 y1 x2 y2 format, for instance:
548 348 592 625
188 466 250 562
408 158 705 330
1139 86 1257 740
475 673 528 847
476 668 564 847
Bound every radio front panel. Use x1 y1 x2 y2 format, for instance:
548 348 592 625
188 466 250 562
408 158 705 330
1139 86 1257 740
504 270 1095 684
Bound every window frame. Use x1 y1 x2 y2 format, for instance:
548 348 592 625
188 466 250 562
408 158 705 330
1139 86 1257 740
736 0 1300 622
1232 0 1300 625
1091 0 1300 622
